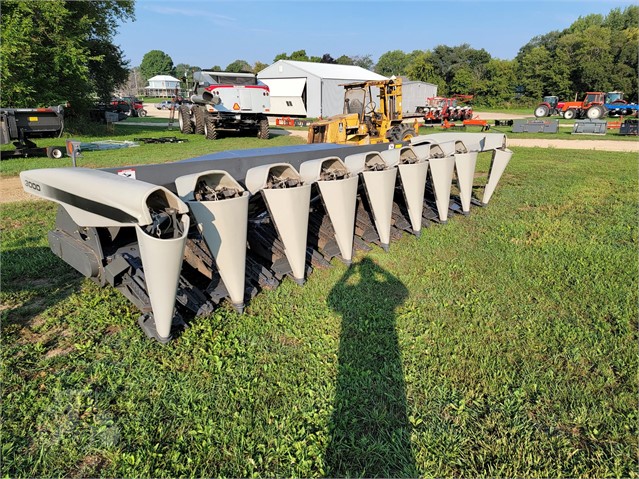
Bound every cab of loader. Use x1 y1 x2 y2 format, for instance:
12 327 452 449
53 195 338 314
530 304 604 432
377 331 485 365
308 78 413 145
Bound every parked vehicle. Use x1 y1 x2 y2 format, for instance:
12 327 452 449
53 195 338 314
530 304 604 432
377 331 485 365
179 71 270 140
111 97 147 117
534 95 565 117
122 97 147 117
307 78 419 145
1 106 65 159
156 100 177 110
557 91 638 120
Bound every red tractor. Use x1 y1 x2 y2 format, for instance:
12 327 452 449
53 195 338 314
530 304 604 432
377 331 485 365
534 96 565 117
110 97 147 117
558 92 608 120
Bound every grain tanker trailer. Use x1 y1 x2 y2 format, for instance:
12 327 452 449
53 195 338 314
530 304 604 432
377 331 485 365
20 133 513 343
179 71 271 140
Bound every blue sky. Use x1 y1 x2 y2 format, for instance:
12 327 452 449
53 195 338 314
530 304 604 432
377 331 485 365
114 0 636 71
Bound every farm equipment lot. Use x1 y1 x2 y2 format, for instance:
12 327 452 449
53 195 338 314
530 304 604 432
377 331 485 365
1 124 637 477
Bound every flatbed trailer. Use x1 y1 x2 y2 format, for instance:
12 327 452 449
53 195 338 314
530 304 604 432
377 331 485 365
1 106 65 160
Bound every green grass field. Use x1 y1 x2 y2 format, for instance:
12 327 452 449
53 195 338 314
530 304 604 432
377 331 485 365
0 124 301 177
1 134 637 477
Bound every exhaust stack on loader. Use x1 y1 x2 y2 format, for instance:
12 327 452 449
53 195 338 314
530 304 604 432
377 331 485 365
21 133 514 342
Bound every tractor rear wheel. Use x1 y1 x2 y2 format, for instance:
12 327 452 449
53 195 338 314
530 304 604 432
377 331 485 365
534 105 549 117
386 126 403 142
563 109 577 120
204 117 218 140
586 106 605 119
178 106 193 134
399 125 417 141
257 117 269 139
193 106 206 135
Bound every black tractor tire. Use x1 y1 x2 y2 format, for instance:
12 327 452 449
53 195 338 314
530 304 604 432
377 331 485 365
138 109 147 118
257 117 269 139
46 146 64 159
204 117 218 140
178 106 194 134
193 106 206 135
586 105 605 119
563 109 577 120
399 125 417 141
386 125 403 141
534 105 549 118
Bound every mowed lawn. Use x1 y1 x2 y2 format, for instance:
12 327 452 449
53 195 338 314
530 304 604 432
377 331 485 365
1 145 637 477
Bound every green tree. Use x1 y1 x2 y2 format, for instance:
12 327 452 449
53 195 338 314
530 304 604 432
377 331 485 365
449 66 475 96
405 51 444 91
140 50 174 82
557 25 615 94
514 5 638 103
516 46 555 99
321 53 336 64
290 50 310 61
477 59 517 106
1 0 134 109
352 54 374 70
274 50 311 63
252 61 269 74
225 59 251 73
375 50 410 76
174 63 201 91
336 55 354 65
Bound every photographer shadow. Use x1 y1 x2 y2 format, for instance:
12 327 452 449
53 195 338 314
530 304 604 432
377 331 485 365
326 257 417 477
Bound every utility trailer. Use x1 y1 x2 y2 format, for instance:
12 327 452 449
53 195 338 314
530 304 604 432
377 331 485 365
178 71 271 140
20 133 513 343
1 106 65 160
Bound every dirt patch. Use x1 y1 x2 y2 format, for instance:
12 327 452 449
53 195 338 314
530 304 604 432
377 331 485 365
0 175 39 204
3 133 636 205
506 138 638 152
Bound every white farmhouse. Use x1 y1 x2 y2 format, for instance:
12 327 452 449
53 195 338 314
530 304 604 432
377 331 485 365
145 75 181 97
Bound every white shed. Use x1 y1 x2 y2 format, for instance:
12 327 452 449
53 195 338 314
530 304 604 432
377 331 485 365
258 60 387 118
145 75 181 97
401 80 438 114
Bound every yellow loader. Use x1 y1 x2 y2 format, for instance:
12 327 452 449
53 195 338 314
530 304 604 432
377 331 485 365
307 78 420 145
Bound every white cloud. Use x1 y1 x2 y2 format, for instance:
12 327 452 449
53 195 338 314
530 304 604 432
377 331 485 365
144 5 236 25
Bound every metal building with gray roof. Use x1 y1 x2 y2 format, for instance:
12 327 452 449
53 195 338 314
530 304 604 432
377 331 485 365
257 60 388 118
258 60 438 118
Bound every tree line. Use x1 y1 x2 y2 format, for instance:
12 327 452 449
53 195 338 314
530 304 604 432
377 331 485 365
2 2 636 112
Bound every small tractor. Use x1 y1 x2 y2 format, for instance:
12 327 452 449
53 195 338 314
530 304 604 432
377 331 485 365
558 92 608 119
558 91 636 119
179 71 271 140
307 78 419 145
419 95 474 124
111 97 147 118
603 91 638 117
534 96 565 117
